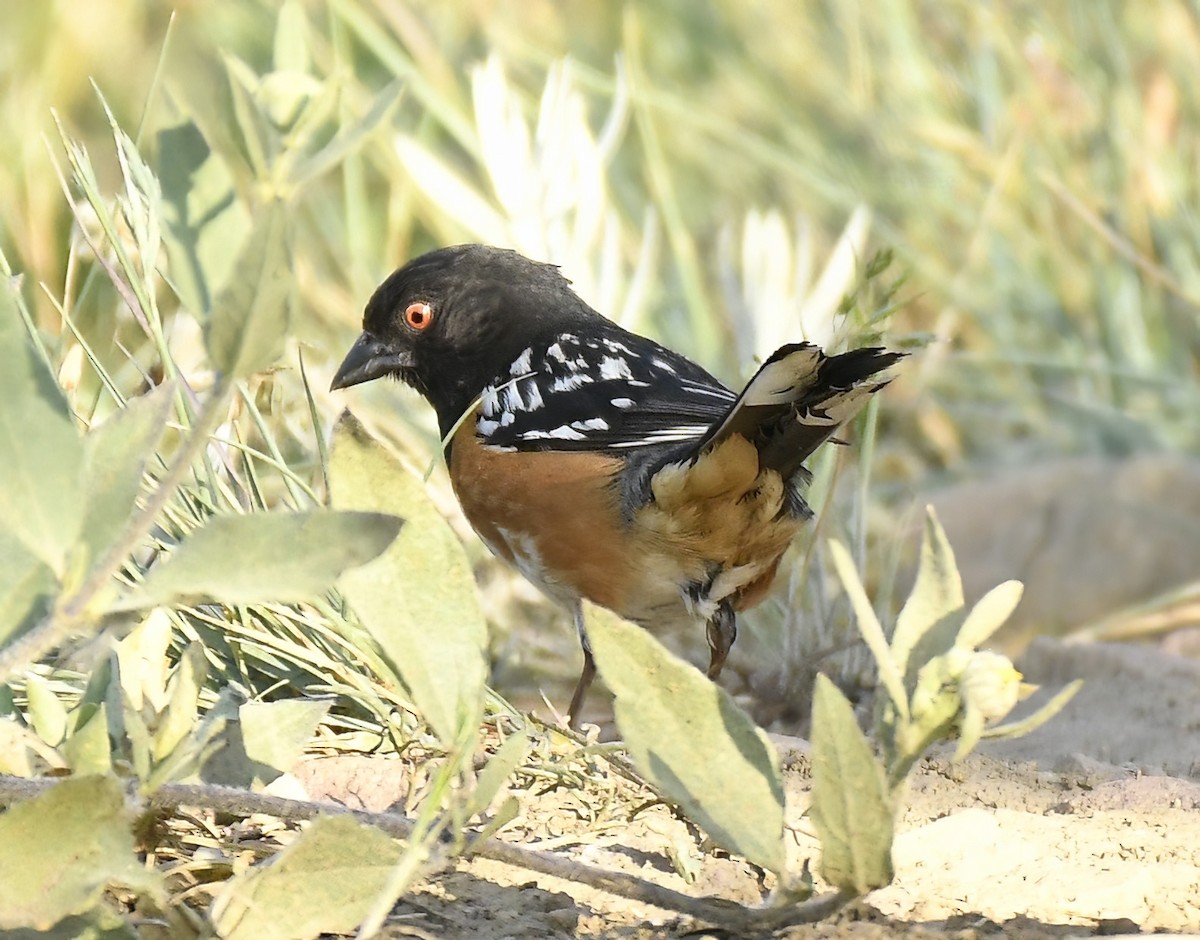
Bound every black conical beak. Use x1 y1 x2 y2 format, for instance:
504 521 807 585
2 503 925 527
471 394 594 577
330 332 415 390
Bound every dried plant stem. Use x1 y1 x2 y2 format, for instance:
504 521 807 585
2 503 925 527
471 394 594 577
0 773 852 930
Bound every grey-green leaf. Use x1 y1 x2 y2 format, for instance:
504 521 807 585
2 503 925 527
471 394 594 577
810 674 895 894
585 603 785 873
0 776 162 930
114 509 402 610
79 384 174 571
956 580 1023 651
205 202 290 378
239 699 330 777
828 539 908 720
329 413 488 746
892 507 965 683
0 282 84 573
210 814 404 940
0 529 55 649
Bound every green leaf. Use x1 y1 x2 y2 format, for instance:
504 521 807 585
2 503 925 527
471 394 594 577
157 119 252 315
273 0 311 74
0 717 60 776
981 679 1083 742
891 507 964 680
469 728 530 817
585 603 785 873
0 281 84 573
24 675 69 749
956 580 1023 651
828 539 908 720
114 609 174 713
204 202 291 378
0 529 55 649
239 698 330 776
63 702 113 776
210 815 405 940
115 509 403 610
152 643 208 762
79 384 174 572
3 908 137 939
329 413 487 746
809 674 895 894
0 776 161 930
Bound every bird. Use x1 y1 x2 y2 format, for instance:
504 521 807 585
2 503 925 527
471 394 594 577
331 244 903 727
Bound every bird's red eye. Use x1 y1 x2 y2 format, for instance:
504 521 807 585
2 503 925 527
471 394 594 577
404 302 433 331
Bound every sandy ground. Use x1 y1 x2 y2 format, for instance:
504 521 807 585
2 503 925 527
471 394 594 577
292 635 1200 938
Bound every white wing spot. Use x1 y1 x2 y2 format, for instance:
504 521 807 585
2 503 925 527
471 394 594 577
571 417 609 431
604 338 636 356
477 417 500 437
501 382 525 413
510 347 533 376
480 385 500 417
546 342 567 363
500 410 515 427
552 372 594 392
610 397 635 409
520 425 587 441
521 377 545 411
651 357 677 374
599 356 633 380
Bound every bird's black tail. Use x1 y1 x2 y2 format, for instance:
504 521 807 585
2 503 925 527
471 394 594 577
696 343 904 480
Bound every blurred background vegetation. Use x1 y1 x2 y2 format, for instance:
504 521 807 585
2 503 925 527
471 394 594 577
3 0 1197 724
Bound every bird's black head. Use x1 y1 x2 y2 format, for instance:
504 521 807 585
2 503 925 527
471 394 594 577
331 245 597 435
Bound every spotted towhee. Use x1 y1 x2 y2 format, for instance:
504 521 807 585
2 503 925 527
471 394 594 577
331 245 902 727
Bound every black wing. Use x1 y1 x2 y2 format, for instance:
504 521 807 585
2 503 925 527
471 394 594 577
474 326 737 452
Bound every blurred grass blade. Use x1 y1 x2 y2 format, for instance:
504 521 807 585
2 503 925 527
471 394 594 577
114 509 403 610
585 603 785 874
0 776 162 930
158 119 252 314
211 815 405 940
329 412 488 746
393 134 508 244
273 0 310 74
891 506 964 680
0 281 85 574
205 201 291 378
289 81 404 188
809 674 895 894
79 383 174 571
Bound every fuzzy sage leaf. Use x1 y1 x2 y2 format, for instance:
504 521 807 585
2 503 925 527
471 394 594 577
585 603 786 873
204 201 290 378
0 280 84 574
329 412 488 746
809 674 895 894
114 510 402 610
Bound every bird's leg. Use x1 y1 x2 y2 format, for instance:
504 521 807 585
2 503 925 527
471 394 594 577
566 603 595 729
705 602 737 679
